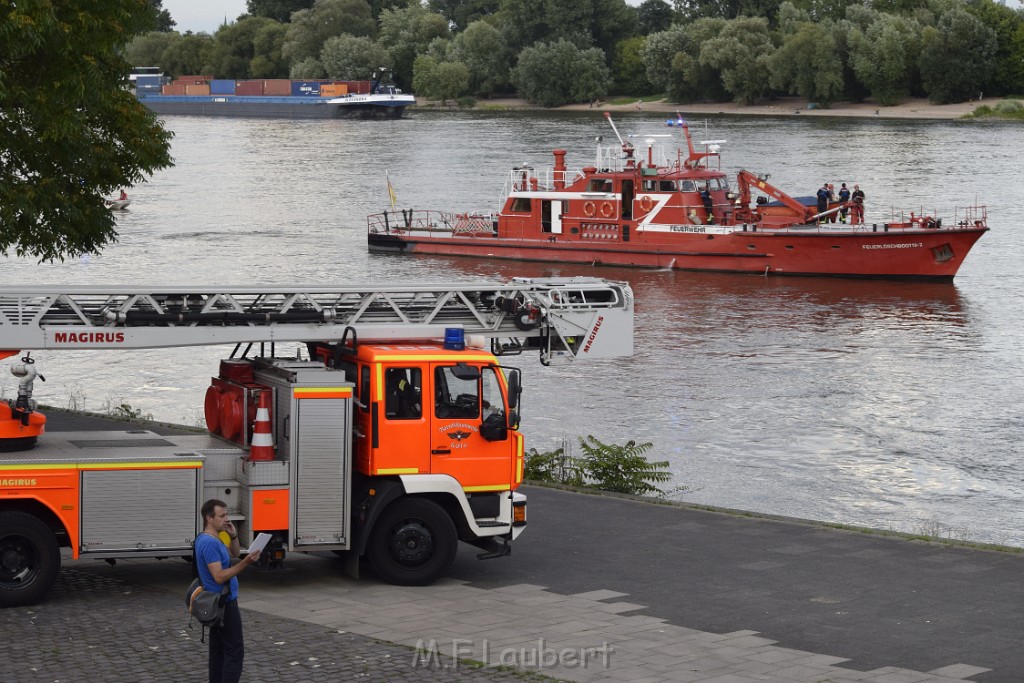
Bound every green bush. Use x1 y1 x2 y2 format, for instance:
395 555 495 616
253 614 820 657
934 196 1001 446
525 435 673 496
967 100 1024 119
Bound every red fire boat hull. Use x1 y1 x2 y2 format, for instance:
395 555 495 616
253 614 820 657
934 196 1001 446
368 227 986 281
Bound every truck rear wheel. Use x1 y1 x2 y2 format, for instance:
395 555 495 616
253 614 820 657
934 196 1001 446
367 498 457 586
0 511 61 607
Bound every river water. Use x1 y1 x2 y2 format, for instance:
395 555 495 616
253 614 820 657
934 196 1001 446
3 111 1023 546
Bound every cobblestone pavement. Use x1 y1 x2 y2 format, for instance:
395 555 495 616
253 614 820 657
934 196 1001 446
0 567 549 683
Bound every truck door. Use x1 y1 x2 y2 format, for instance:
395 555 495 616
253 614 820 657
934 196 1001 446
366 364 430 475
430 364 512 490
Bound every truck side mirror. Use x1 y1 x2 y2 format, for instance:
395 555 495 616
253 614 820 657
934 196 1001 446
506 369 521 412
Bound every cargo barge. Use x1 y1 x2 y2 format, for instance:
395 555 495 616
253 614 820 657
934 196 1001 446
134 72 414 120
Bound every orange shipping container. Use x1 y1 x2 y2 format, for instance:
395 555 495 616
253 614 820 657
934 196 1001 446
185 84 211 95
174 75 212 85
162 83 187 95
320 83 348 97
263 79 292 96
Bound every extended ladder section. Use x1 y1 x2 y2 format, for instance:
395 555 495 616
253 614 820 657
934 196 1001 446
0 277 633 364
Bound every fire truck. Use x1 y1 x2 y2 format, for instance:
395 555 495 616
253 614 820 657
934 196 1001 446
0 278 633 606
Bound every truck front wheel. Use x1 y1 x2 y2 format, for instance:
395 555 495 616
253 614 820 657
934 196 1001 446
0 511 61 607
367 498 457 586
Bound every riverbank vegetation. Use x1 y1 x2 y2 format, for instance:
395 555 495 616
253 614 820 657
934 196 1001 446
966 98 1024 119
127 0 1024 110
525 436 674 496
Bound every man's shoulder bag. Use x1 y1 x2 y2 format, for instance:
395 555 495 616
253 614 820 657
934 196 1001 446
187 537 231 642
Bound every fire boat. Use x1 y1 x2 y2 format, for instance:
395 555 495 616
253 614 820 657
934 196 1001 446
367 113 988 281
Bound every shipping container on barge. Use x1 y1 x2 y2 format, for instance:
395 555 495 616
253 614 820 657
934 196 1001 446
135 72 414 120
367 113 988 281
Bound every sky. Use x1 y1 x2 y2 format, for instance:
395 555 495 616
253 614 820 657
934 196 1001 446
164 0 248 34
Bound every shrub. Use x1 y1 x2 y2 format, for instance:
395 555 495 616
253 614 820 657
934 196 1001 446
525 435 673 496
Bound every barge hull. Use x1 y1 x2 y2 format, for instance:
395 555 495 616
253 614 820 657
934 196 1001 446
139 96 407 120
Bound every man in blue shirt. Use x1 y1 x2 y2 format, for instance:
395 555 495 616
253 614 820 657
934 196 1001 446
196 499 261 683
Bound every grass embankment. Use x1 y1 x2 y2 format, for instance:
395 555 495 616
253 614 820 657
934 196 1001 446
965 98 1024 119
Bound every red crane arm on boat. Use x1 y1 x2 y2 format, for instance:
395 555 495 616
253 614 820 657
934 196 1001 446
736 170 816 222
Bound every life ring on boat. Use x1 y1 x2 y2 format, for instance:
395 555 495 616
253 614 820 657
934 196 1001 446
583 201 597 217
599 201 614 218
639 195 654 212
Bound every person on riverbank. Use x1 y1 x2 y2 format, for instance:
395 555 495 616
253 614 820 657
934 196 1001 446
196 499 261 683
851 184 865 223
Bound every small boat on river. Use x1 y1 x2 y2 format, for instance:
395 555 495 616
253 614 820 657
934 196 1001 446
104 191 131 211
367 114 988 281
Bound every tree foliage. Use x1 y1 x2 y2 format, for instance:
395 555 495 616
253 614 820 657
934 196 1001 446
498 0 636 56
208 16 286 79
105 0 1024 111
919 7 997 103
246 0 315 23
512 39 611 107
282 0 376 65
698 16 775 104
848 12 921 105
321 34 392 79
672 0 784 23
250 20 290 77
637 0 675 35
428 0 501 31
162 33 216 77
769 21 844 105
378 4 451 88
1 0 173 261
453 20 512 96
611 36 656 95
124 30 179 67
965 0 1024 96
150 0 176 31
644 19 728 102
412 56 471 103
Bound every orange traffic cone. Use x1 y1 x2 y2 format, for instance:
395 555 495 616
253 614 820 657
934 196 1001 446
248 391 274 461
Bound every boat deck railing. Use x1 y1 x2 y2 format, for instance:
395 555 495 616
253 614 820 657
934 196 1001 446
368 210 497 235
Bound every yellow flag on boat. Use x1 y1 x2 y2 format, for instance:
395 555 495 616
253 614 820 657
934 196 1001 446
386 171 397 210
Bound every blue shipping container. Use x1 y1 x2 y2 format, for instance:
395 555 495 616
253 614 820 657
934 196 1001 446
291 80 325 97
136 84 162 93
135 75 163 86
210 79 236 95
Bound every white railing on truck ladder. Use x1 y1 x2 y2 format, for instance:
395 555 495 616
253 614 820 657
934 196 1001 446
0 277 634 365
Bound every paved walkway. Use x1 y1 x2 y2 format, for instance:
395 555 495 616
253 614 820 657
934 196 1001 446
5 410 1017 682
10 550 995 683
